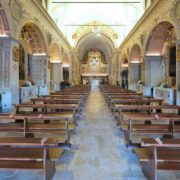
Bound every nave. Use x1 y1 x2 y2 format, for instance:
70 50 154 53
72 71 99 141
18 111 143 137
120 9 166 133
0 0 180 179
54 85 145 180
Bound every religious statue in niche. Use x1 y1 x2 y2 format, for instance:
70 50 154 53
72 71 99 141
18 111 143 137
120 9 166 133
20 28 31 54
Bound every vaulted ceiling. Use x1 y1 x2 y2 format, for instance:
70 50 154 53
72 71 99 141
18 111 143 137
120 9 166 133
48 0 145 59
49 0 145 45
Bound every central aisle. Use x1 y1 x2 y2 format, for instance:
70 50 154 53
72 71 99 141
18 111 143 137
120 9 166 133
54 86 146 180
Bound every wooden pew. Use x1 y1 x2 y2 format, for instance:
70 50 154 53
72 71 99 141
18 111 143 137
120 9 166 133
0 114 76 142
32 97 81 104
106 95 149 105
15 103 78 124
16 104 78 114
123 114 180 143
0 137 69 180
104 92 143 101
135 138 180 180
115 105 180 123
110 98 163 115
31 98 82 111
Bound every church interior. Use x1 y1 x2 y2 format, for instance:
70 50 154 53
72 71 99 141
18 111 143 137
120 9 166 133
0 0 180 179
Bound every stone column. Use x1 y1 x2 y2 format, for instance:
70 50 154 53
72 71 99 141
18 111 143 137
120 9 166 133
69 49 80 85
24 53 28 81
144 56 163 87
129 63 141 91
0 37 19 108
141 59 145 84
51 62 61 91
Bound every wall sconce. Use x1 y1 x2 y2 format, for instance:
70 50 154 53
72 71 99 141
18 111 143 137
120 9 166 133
33 53 47 56
63 64 70 67
130 59 141 64
0 33 8 37
146 53 161 56
121 63 128 68
50 59 61 63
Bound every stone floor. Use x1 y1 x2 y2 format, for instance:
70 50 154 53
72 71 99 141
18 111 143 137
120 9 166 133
54 86 146 180
1 86 180 180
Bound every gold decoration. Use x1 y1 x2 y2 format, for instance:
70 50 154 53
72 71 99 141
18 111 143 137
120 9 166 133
72 33 77 39
113 33 118 39
13 45 19 62
9 0 22 21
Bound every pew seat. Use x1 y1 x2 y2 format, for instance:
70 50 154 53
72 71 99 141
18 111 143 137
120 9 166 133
0 147 63 161
135 144 180 180
0 137 68 180
134 138 180 180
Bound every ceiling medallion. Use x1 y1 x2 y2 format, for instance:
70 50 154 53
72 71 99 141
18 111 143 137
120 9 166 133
113 33 118 39
9 0 22 22
72 33 77 39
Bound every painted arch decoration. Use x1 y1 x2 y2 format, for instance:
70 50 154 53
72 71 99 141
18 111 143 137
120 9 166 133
19 23 47 55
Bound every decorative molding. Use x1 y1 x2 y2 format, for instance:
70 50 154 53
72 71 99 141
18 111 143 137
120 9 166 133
171 0 180 23
9 0 23 22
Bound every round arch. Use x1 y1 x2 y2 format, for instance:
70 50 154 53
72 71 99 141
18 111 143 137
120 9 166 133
129 44 142 63
19 22 47 55
145 21 177 56
49 43 61 62
76 32 115 62
76 31 115 49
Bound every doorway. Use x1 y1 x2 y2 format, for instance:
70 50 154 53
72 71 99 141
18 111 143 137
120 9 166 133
91 79 99 89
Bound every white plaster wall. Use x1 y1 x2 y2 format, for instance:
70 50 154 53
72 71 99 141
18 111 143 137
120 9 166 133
52 63 61 83
144 56 162 86
129 63 140 90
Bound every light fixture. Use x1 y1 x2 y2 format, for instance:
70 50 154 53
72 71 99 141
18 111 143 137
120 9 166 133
146 53 161 56
122 63 128 67
50 59 62 63
63 64 70 67
33 53 47 56
0 33 8 37
130 59 141 63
